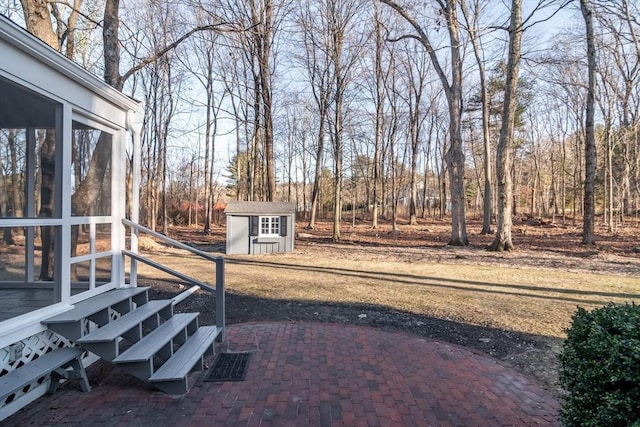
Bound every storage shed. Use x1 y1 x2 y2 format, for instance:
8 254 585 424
225 202 296 255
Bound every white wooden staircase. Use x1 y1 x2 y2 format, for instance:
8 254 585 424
43 286 223 394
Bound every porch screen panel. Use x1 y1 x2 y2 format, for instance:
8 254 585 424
70 223 112 292
0 77 63 321
71 122 112 217
69 121 113 292
0 77 62 220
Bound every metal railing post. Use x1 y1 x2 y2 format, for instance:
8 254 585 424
122 218 226 343
215 258 226 342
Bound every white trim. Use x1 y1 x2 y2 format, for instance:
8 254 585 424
0 305 68 348
70 250 113 264
112 128 126 288
129 111 142 287
60 103 72 305
0 218 63 226
72 110 121 134
259 216 281 237
69 216 112 225
90 222 96 289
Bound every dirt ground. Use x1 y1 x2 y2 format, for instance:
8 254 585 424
136 216 640 399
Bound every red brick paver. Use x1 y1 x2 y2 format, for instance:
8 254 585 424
4 322 560 426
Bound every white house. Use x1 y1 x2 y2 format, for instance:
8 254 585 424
0 14 146 418
0 14 228 421
2 14 233 423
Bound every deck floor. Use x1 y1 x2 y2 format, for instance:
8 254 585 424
0 288 56 322
0 287 96 322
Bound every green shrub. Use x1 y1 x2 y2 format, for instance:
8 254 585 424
559 303 640 426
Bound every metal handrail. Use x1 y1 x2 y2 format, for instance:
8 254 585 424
123 218 223 263
121 218 225 340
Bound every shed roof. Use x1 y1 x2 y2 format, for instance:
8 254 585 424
225 202 296 215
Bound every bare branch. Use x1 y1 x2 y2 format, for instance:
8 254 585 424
377 0 451 92
48 0 101 27
385 33 423 44
521 0 573 32
120 21 253 86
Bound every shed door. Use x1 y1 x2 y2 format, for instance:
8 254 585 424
228 215 250 254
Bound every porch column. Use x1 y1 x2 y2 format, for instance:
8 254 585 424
127 109 143 287
58 103 71 304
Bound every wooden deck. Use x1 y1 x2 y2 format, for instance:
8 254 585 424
0 288 56 322
0 286 102 322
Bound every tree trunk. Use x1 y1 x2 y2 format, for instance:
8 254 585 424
407 70 422 226
0 149 14 244
460 0 492 234
581 0 597 245
332 98 343 241
39 131 56 280
259 1 276 201
606 128 614 232
20 0 60 50
203 74 213 234
103 0 121 89
489 0 522 252
9 129 22 220
372 4 383 230
307 121 325 229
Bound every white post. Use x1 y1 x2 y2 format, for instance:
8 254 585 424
59 104 72 304
25 128 36 283
127 109 143 287
112 129 126 289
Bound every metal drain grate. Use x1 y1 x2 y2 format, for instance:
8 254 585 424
205 352 252 382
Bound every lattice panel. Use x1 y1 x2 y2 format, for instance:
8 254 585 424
1 309 123 410
1 331 73 408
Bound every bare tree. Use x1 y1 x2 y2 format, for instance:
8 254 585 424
488 0 522 252
329 0 367 241
379 0 469 246
216 0 287 202
581 0 596 244
397 39 430 226
596 59 616 232
181 18 226 233
461 0 493 234
596 0 640 222
371 0 384 229
296 0 333 229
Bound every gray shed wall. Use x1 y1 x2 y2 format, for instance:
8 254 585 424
226 215 250 255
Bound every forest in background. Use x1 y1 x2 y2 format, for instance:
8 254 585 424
1 0 639 250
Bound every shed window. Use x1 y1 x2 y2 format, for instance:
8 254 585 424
259 216 280 237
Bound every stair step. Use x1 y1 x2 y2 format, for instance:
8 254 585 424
45 287 150 324
113 313 199 363
43 287 150 341
77 300 173 344
0 347 89 401
148 326 221 393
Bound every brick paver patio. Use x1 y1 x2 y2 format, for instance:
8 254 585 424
4 322 560 426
